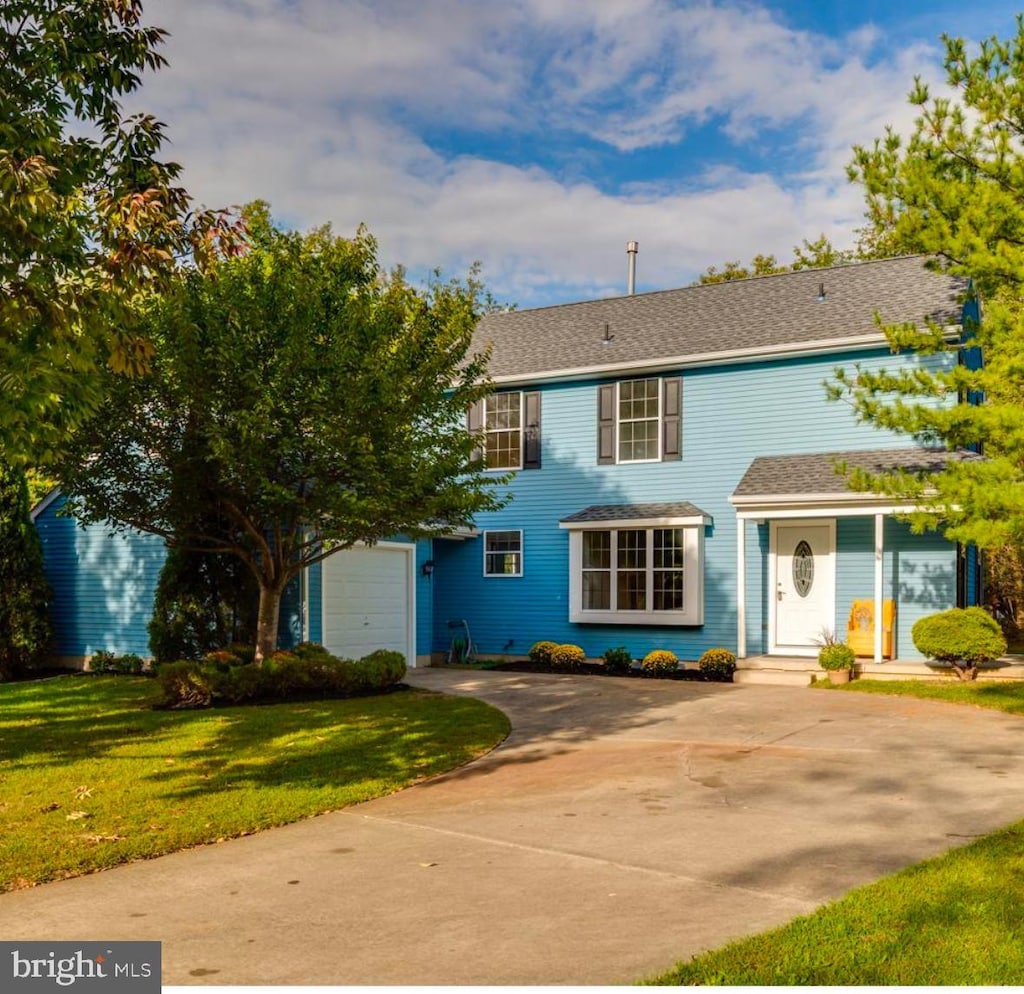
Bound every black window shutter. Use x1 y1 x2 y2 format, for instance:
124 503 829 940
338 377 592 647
598 383 616 464
523 391 541 469
662 377 681 461
468 399 485 464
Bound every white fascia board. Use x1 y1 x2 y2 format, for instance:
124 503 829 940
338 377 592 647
488 334 889 388
485 324 962 389
560 514 712 530
30 488 63 522
733 501 928 520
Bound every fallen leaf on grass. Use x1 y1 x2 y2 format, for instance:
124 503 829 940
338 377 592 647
65 811 92 821
73 785 93 800
39 802 60 813
79 834 125 844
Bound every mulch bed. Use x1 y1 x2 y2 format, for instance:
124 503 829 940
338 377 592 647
473 659 708 680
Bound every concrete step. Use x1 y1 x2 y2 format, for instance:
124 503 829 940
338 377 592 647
733 669 815 687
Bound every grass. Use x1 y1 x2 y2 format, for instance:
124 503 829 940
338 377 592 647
0 674 510 892
646 676 1024 985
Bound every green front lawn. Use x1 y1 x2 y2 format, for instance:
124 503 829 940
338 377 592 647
0 675 509 891
647 677 1024 985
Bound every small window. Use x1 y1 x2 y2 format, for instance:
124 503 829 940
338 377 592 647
484 530 523 577
618 379 660 462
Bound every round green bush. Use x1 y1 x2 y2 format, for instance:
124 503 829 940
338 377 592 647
528 641 558 666
602 645 633 675
912 607 1007 664
698 647 736 681
549 643 586 671
641 649 678 677
817 642 855 671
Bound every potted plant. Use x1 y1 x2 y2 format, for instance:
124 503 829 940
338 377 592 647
817 631 856 684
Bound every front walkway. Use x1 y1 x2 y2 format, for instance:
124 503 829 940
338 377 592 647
4 670 1024 984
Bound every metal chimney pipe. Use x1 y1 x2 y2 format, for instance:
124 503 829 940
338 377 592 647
627 240 638 295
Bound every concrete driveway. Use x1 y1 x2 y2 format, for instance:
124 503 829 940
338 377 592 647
4 670 1024 985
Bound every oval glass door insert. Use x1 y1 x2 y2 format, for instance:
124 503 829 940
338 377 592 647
793 540 814 597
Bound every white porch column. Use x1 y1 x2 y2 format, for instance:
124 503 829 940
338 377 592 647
736 517 747 658
874 513 885 663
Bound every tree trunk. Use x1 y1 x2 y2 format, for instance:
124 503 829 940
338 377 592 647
254 583 284 666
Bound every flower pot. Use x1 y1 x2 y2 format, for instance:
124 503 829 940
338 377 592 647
827 668 852 685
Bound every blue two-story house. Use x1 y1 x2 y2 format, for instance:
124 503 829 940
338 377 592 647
422 254 976 665
34 255 977 669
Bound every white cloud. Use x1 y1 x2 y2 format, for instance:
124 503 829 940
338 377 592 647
132 0 958 305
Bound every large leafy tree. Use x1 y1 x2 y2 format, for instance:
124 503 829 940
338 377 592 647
58 206 506 663
1 0 241 464
831 18 1024 553
0 462 50 680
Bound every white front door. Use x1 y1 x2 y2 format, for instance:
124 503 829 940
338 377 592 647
770 520 836 655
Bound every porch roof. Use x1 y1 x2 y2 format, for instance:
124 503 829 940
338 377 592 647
729 447 980 517
559 501 712 528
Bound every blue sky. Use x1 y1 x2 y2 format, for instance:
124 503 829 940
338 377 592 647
136 0 1022 307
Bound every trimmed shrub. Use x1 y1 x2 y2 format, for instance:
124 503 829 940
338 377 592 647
698 647 737 682
912 607 1007 680
602 646 633 675
349 649 407 693
549 643 586 672
528 641 558 666
817 642 855 672
156 660 214 709
155 644 405 709
88 650 146 675
641 649 678 677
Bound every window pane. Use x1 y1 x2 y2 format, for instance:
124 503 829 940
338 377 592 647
617 529 646 569
617 379 659 462
654 570 684 611
486 429 521 468
582 570 610 610
582 530 611 569
485 531 521 575
617 570 646 610
654 529 685 568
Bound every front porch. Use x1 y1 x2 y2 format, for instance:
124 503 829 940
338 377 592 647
735 654 1024 687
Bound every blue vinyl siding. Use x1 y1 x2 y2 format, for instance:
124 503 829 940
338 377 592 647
306 560 323 644
432 346 957 660
35 496 165 658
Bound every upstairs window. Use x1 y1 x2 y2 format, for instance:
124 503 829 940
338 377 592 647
597 377 681 464
468 392 542 471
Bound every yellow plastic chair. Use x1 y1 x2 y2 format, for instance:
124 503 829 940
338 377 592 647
847 599 895 659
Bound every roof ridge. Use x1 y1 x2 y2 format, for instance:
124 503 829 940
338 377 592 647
478 254 932 320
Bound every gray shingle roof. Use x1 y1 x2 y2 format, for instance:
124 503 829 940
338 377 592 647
732 447 981 498
560 501 711 523
475 256 967 381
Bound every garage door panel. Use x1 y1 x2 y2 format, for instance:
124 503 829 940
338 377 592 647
322 546 412 663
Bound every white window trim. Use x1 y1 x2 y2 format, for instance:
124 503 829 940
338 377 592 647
616 377 662 465
484 392 524 472
562 516 705 625
483 529 524 577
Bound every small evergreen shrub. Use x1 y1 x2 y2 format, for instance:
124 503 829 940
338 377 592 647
549 643 586 671
602 646 633 675
528 641 558 666
817 642 855 671
88 650 146 675
641 649 678 676
698 648 736 681
912 607 1007 680
155 644 405 708
156 660 215 709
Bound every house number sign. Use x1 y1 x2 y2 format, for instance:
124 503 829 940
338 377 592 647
792 540 814 597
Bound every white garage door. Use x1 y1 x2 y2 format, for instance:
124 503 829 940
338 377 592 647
321 544 414 666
